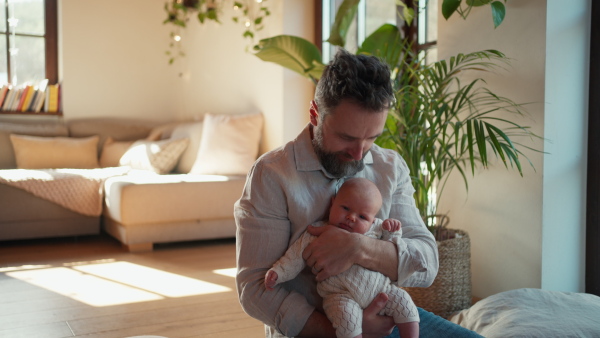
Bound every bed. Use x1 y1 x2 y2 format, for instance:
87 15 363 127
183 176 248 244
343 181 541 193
449 288 600 337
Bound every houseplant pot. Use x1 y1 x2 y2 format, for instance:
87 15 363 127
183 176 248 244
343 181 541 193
404 217 472 318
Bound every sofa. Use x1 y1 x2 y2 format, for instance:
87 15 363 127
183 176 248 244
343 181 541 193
0 113 263 251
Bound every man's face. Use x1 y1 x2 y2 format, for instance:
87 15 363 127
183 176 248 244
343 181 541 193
311 100 387 178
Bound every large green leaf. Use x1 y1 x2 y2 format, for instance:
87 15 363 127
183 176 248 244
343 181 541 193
491 1 506 28
357 23 404 68
253 35 325 81
442 0 461 20
327 0 360 47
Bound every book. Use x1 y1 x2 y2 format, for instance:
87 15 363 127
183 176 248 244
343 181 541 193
10 88 23 111
57 83 61 112
16 85 32 111
1 86 15 111
27 90 38 112
0 85 9 108
47 84 59 113
22 84 40 112
33 79 49 112
44 85 50 112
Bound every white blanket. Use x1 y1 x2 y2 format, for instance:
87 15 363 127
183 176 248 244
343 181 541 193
0 167 129 216
450 288 600 337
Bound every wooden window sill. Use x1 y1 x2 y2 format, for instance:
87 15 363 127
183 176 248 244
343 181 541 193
0 111 63 116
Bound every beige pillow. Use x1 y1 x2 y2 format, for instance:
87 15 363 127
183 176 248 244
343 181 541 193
99 137 135 168
190 113 263 175
170 121 204 173
0 122 69 168
119 138 190 174
9 134 100 169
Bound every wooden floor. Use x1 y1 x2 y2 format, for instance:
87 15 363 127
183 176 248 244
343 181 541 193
0 234 264 338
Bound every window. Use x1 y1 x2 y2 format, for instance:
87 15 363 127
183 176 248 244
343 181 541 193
0 0 57 86
320 0 438 64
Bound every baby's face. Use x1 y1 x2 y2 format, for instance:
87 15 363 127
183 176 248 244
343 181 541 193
328 190 379 235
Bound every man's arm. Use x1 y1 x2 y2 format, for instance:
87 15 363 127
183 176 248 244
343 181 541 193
304 225 399 282
235 162 316 337
388 154 439 287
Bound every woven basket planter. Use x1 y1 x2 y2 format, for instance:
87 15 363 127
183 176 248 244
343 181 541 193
403 229 472 318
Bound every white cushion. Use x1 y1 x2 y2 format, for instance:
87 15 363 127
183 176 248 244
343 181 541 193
190 113 263 175
119 138 189 174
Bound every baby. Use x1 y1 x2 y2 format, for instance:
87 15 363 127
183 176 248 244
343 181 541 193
264 177 419 338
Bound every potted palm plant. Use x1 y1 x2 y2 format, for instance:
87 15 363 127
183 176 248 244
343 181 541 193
252 0 540 318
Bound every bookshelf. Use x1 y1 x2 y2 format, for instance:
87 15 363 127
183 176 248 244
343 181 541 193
0 81 61 116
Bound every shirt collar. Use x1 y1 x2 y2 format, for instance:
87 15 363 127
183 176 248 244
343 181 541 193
294 123 374 174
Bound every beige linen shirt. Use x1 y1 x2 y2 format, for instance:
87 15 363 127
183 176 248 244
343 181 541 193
235 124 438 337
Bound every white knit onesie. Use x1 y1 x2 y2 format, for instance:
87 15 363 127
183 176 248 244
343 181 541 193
268 220 419 338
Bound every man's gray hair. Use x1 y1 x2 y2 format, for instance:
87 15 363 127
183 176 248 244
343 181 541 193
314 48 394 119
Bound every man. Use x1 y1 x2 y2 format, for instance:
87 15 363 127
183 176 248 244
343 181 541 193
235 49 473 337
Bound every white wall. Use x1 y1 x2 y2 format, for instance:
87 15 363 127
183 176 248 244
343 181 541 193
61 0 181 122
59 0 314 152
438 0 589 298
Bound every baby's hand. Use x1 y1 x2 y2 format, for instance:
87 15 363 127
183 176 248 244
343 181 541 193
383 218 401 232
264 270 279 290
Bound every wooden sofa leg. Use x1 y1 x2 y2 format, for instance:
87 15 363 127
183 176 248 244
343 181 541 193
124 242 153 252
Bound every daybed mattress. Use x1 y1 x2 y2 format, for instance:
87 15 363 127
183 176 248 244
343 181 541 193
0 183 99 240
450 288 600 337
103 172 246 225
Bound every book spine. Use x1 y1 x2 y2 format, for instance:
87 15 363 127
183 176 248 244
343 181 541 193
11 88 23 111
47 84 59 113
16 86 31 111
34 79 49 112
0 85 9 108
1 87 14 111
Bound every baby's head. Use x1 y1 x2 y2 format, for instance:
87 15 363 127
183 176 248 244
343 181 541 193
328 177 383 235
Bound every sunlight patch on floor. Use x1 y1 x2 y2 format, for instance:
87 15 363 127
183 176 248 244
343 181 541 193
74 261 231 297
6 261 232 307
7 267 163 306
213 268 236 277
0 264 52 273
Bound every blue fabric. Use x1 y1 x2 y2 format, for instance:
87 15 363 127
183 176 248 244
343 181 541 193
384 308 483 338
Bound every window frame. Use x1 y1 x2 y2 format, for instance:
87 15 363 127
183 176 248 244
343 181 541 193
1 0 58 86
586 0 599 297
315 0 437 60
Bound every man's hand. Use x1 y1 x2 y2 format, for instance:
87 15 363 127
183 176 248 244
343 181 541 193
382 218 401 232
303 224 361 282
264 270 278 290
298 293 395 337
362 293 395 338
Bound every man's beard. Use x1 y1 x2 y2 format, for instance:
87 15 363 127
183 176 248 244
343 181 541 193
312 126 365 178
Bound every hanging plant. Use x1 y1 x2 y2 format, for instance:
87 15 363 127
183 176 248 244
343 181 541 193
163 0 271 64
441 0 507 28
